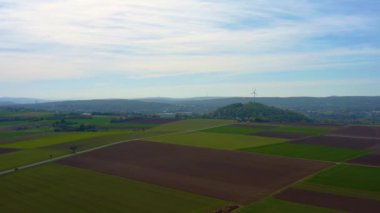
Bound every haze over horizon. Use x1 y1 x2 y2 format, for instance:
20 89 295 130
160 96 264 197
1 0 379 99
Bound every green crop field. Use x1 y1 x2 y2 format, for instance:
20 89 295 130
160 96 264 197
0 120 235 171
110 122 159 129
0 111 52 118
305 165 380 193
0 131 34 140
272 126 331 134
238 198 340 213
202 125 264 135
0 120 31 127
67 116 112 126
0 131 125 149
0 164 228 212
292 165 380 201
241 143 368 162
0 148 69 170
150 132 286 150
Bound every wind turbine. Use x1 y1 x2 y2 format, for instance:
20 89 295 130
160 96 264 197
251 89 257 103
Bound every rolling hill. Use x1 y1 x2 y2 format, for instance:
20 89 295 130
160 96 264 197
209 102 311 123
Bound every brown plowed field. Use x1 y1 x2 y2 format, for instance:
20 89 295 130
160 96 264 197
332 126 380 138
255 131 310 139
371 144 380 154
275 188 380 213
291 135 380 149
0 148 18 154
60 141 330 204
349 154 380 166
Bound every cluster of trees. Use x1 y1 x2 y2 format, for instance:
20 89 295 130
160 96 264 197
52 119 97 132
209 102 311 123
110 115 146 123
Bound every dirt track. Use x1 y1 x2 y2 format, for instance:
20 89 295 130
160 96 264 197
275 188 380 213
60 141 330 204
291 135 380 149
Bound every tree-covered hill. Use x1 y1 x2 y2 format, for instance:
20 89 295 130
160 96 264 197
209 102 311 123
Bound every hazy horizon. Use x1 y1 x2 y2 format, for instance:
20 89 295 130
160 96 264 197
1 0 379 99
2 95 380 103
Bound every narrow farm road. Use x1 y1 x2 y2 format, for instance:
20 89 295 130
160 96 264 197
0 123 230 176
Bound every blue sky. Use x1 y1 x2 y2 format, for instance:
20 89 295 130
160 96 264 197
0 0 379 99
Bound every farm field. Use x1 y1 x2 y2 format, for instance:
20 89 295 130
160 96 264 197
241 143 368 162
271 125 331 135
291 135 380 149
60 140 330 204
238 163 380 213
254 131 310 139
202 125 264 135
0 148 70 170
149 132 287 150
274 188 380 212
1 117 380 212
304 165 380 193
0 132 123 149
0 163 228 213
148 119 234 134
331 125 380 138
349 154 380 166
238 197 340 213
0 148 18 154
0 119 234 172
270 165 380 212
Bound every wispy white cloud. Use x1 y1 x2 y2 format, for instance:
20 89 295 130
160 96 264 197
10 78 377 99
0 0 378 82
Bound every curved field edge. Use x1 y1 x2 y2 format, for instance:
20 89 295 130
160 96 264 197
0 163 229 213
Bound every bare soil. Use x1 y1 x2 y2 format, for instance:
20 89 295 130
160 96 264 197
275 188 380 213
60 141 330 204
349 154 380 166
332 126 380 138
0 148 18 154
291 135 380 149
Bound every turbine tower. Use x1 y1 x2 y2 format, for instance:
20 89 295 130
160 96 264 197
251 89 257 103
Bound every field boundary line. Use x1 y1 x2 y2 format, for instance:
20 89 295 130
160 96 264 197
0 122 231 176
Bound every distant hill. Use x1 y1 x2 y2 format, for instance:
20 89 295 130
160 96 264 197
7 99 179 114
2 96 380 124
0 97 48 105
0 101 15 106
209 102 311 123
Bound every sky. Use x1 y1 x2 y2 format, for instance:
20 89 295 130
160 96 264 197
0 0 380 99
